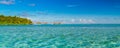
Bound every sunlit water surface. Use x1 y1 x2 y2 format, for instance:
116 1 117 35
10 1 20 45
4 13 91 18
0 24 120 48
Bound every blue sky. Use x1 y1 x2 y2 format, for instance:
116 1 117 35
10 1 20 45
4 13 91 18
0 0 120 24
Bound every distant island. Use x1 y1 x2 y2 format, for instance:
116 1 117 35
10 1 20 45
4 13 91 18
0 15 33 25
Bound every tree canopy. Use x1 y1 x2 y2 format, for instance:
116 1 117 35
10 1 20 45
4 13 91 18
0 15 33 25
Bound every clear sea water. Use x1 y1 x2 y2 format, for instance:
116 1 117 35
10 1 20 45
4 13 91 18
0 24 120 48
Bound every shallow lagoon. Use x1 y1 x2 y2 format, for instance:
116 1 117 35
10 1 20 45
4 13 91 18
0 24 120 48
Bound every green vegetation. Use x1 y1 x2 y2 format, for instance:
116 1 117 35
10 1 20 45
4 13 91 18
0 15 33 25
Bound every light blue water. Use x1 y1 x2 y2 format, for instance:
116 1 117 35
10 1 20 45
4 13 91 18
0 24 120 48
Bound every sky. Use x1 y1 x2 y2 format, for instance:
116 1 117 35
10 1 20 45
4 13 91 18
0 0 120 24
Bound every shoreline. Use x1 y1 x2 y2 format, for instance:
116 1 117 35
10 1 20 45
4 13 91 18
0 24 120 27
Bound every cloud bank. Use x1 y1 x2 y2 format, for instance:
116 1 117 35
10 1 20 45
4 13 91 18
0 0 15 5
68 18 96 24
79 19 95 24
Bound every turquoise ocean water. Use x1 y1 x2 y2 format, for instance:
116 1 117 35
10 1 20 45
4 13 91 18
0 24 120 48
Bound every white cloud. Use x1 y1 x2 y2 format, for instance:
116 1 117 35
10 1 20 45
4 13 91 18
18 12 36 17
35 11 50 15
29 3 36 6
36 11 47 15
67 5 79 7
71 19 75 22
79 19 95 24
0 0 15 5
69 19 96 24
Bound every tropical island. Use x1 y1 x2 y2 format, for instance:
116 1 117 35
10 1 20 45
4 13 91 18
0 15 33 25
